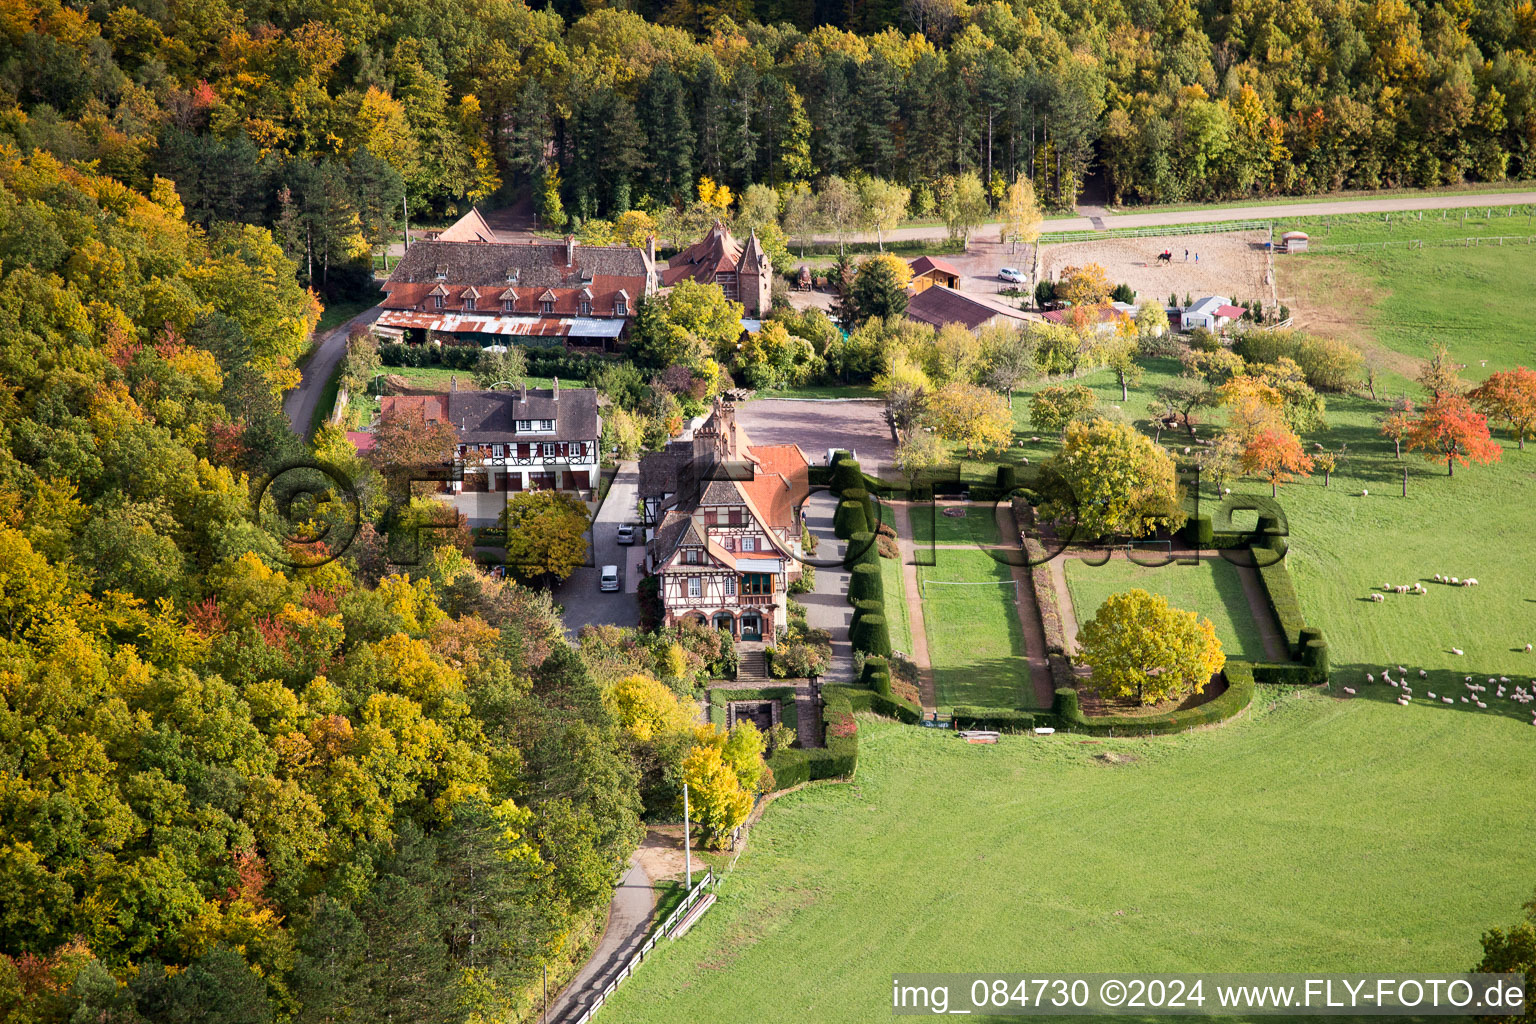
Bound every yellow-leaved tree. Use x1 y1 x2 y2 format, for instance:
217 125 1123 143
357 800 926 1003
1078 589 1226 706
926 381 1012 459
681 736 752 849
606 673 694 742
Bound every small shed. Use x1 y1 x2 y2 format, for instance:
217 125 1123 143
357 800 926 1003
1281 231 1310 253
908 256 962 293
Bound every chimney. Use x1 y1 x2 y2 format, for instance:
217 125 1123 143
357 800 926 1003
645 234 656 264
519 381 527 403
565 235 575 267
552 376 560 400
450 375 457 392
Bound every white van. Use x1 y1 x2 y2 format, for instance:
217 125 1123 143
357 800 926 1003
599 565 620 592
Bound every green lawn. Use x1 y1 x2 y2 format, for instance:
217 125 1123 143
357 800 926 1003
602 699 1536 1024
915 548 1031 709
751 383 880 400
909 501 1003 547
878 553 913 658
1063 556 1271 662
1102 181 1536 216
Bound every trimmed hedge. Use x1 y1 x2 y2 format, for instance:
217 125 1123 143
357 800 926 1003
852 614 892 657
842 487 877 533
996 465 1017 491
834 499 868 539
845 686 923 723
768 686 858 787
1252 661 1314 685
953 706 1035 732
844 531 878 568
850 598 882 627
1257 557 1306 654
848 563 884 603
860 655 891 696
1183 513 1215 547
830 456 864 494
1052 661 1256 736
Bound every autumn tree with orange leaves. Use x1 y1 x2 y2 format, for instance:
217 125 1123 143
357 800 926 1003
1242 426 1314 497
1469 367 1536 450
1405 394 1503 476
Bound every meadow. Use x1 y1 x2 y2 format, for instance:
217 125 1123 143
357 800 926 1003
602 698 1536 1023
1063 557 1272 663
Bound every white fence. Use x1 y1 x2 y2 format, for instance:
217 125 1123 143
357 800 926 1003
565 869 718 1024
1043 219 1274 244
1303 234 1536 254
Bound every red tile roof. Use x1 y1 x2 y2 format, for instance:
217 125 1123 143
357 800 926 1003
1214 304 1246 319
742 443 810 532
905 286 1014 331
909 255 961 279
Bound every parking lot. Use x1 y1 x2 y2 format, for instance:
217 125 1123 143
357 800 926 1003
735 399 896 475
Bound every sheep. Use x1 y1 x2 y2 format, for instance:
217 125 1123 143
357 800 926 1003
1499 676 1510 683
1397 665 1406 674
1343 687 1356 695
1467 578 1479 586
1476 701 1487 709
1398 697 1411 705
1461 696 1470 703
1435 573 1443 582
1366 673 1375 683
1525 643 1532 653
1443 697 1455 704
1452 648 1464 656
1370 593 1385 603
1451 577 1460 584
1362 489 1369 496
1419 669 1428 678
1389 679 1399 688
1427 691 1437 699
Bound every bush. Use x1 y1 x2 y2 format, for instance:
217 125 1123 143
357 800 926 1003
877 534 900 559
849 598 882 629
1257 558 1306 654
848 563 884 603
1232 331 1296 366
1301 636 1330 684
1183 513 1214 547
952 707 1035 732
1188 326 1220 351
844 685 922 723
1252 662 1314 685
834 499 868 539
842 487 878 533
1294 335 1363 392
851 614 891 657
830 456 864 494
860 655 891 696
844 531 878 568
996 465 1017 491
1034 279 1056 307
1053 687 1080 722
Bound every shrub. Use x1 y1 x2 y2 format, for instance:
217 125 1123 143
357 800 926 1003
788 564 816 594
1301 636 1330 683
834 499 867 539
876 522 896 539
996 465 1017 491
848 563 884 603
1188 326 1220 351
843 487 877 533
850 598 882 628
1183 513 1214 547
1252 662 1314 685
1294 335 1363 392
844 531 878 568
1257 558 1306 654
843 686 922 723
851 614 891 657
952 707 1035 732
766 686 857 788
877 534 900 559
831 456 864 494
1053 687 1080 722
860 655 892 696
1233 331 1296 367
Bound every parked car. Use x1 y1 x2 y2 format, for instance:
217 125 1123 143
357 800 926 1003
599 565 620 592
616 523 636 545
998 267 1026 283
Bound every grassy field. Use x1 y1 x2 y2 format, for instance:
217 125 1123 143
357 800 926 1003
752 383 879 400
1102 181 1536 216
1063 557 1272 662
910 501 1004 547
602 697 1536 1023
875 503 915 657
915 548 1032 708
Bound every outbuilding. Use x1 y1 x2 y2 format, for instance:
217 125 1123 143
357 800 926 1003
1281 231 1310 253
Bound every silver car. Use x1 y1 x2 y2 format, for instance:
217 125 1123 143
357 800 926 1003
599 565 620 592
998 267 1026 283
616 523 637 545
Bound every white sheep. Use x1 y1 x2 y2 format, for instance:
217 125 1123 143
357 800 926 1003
1419 669 1428 678
1427 691 1437 699
1442 696 1454 704
1361 489 1369 496
1525 643 1532 653
1398 697 1411 705
1467 578 1479 586
1461 696 1469 703
1370 593 1384 603
1435 573 1443 582
1343 687 1356 695
1499 676 1510 683
1451 577 1459 584
1476 701 1487 709
1366 673 1375 683
1452 648 1464 656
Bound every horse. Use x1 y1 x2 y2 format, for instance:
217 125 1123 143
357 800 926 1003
1156 250 1173 264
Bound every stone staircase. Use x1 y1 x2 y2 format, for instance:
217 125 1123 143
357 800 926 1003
737 644 768 682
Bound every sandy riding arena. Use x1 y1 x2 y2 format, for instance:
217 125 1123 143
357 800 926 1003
1039 230 1272 308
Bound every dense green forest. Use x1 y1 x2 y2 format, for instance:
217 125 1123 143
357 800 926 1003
0 150 767 1022
4 0 1534 281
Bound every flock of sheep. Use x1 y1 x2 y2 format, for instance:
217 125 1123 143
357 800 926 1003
1339 664 1536 726
1368 574 1478 602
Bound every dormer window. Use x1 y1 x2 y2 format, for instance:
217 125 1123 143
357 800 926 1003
741 536 756 552
503 300 514 312
463 296 476 310
505 268 520 284
614 297 627 316
434 295 445 309
579 298 591 316
685 548 700 564
435 265 447 281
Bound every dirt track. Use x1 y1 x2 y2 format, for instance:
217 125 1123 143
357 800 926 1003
1039 231 1272 310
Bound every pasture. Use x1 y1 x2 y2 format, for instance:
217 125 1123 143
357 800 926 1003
600 699 1536 1023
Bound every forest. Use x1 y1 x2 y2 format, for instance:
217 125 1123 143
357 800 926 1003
5 0 1536 296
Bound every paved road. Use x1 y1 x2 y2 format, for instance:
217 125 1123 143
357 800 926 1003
808 190 1536 245
546 850 655 1024
799 489 854 683
283 305 383 438
553 461 643 636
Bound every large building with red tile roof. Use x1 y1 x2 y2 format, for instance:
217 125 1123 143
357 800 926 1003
904 285 1034 333
379 218 657 351
639 400 809 641
661 221 772 316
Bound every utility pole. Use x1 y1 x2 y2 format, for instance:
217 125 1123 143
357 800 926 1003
542 965 547 1024
683 781 692 891
403 194 410 253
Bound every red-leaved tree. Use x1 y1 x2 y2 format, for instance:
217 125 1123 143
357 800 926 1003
1468 366 1536 450
1241 426 1314 497
1405 394 1502 476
